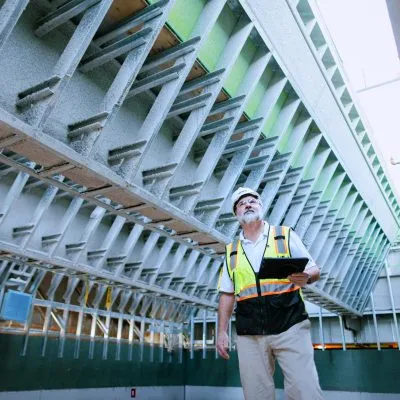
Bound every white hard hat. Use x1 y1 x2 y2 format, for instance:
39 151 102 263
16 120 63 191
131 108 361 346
231 187 260 214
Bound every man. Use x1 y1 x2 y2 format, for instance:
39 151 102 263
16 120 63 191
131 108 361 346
217 187 324 400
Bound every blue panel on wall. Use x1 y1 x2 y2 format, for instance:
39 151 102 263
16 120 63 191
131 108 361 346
0 290 32 323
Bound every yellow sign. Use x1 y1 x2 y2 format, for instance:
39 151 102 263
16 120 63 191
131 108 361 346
106 286 113 311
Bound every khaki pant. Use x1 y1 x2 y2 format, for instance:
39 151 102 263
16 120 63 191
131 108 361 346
236 319 323 400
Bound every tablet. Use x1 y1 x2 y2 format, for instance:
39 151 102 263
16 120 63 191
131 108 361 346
257 257 309 279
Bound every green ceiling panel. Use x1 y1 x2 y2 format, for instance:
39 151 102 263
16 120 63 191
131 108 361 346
165 0 207 41
224 38 258 96
277 111 299 153
244 67 273 119
198 5 238 71
262 91 288 137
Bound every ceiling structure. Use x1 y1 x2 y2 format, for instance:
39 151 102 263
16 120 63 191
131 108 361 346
0 0 399 344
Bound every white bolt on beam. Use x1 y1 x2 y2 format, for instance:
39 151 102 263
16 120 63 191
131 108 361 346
199 117 236 138
94 0 166 46
79 27 152 72
167 92 213 118
16 75 62 109
140 36 200 74
142 163 178 185
222 137 254 155
67 112 110 139
195 198 225 213
126 63 185 99
35 0 102 37
169 181 204 200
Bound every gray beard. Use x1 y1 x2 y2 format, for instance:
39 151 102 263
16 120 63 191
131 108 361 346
237 209 262 224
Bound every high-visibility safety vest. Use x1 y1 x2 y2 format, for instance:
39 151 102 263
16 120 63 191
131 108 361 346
225 225 308 335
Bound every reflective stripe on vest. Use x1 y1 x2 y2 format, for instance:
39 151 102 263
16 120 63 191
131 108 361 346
274 225 289 256
226 225 300 299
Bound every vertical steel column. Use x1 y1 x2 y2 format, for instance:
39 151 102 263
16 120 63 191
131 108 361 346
149 319 155 363
202 308 207 359
190 314 194 360
215 313 219 359
167 322 173 364
102 312 111 360
159 321 165 363
139 318 145 362
115 317 123 361
384 262 400 350
20 303 34 356
178 323 183 364
0 261 12 308
41 273 64 357
73 307 84 359
128 317 135 362
370 293 381 351
228 317 232 352
88 311 97 359
318 308 325 350
338 315 346 351
57 306 69 358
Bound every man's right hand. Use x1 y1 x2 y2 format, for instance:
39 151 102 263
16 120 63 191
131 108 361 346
216 331 230 360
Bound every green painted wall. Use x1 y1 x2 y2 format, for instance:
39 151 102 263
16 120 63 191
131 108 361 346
277 110 299 154
262 91 288 138
1 334 400 393
224 38 258 96
199 5 238 71
245 67 274 119
0 335 184 391
164 0 206 41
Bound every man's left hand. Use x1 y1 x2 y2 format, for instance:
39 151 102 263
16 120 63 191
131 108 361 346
288 272 310 287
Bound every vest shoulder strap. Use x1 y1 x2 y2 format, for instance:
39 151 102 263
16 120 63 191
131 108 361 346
229 240 240 272
272 225 290 257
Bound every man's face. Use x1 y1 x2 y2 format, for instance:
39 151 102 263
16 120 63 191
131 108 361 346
235 195 263 224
